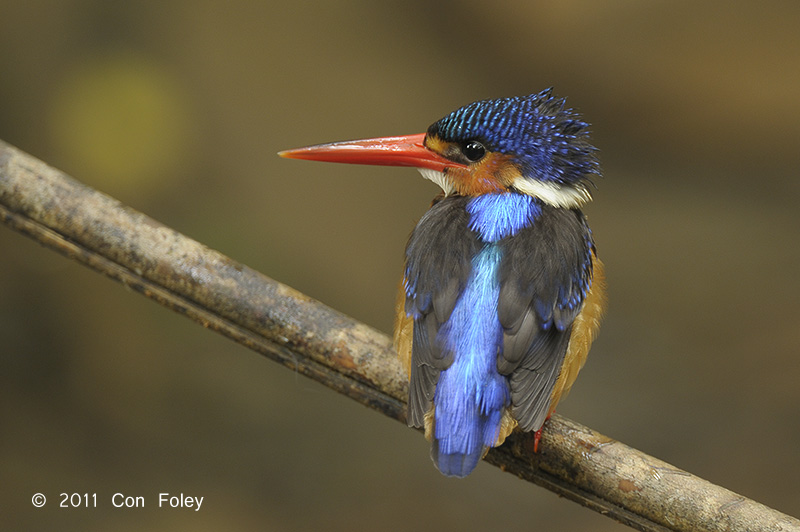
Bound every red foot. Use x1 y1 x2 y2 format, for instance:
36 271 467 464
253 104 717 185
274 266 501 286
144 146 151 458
533 414 552 453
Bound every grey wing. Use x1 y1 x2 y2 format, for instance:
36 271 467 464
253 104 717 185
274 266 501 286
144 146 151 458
402 197 480 428
496 207 595 431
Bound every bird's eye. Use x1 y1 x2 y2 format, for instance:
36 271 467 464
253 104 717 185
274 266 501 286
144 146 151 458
462 140 486 162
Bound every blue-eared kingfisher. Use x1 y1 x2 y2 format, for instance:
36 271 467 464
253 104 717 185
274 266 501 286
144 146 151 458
279 89 606 477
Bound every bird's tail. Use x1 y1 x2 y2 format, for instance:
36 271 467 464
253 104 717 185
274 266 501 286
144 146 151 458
430 374 509 478
431 439 484 478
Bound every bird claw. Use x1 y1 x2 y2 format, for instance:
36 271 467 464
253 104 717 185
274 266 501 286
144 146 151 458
533 414 552 453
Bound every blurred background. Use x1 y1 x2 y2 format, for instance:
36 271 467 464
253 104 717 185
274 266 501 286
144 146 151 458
1 1 799 530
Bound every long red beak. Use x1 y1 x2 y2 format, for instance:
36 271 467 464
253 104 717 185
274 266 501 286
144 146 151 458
278 133 462 173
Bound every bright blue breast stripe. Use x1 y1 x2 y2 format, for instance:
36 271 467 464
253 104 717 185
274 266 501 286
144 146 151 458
433 244 508 475
430 193 542 476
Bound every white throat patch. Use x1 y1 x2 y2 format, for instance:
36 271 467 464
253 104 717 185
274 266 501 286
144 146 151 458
416 168 455 196
512 177 591 208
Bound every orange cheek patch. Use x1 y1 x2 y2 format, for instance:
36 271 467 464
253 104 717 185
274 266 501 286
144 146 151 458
474 152 519 189
424 135 522 196
455 152 520 196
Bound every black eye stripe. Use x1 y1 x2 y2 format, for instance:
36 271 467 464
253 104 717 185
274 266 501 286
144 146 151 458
462 140 486 162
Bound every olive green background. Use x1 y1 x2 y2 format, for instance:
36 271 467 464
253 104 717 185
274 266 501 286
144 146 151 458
1 2 799 530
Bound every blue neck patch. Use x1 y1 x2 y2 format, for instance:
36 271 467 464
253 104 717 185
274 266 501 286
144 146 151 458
466 193 540 242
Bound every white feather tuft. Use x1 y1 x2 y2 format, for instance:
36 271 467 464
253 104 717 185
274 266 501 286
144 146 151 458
512 177 592 208
417 168 455 195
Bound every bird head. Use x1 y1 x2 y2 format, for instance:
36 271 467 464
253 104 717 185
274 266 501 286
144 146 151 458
280 89 599 208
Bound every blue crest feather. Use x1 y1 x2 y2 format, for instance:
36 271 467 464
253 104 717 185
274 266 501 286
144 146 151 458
426 89 600 188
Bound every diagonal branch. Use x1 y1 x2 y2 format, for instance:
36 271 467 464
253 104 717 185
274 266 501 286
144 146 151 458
1 139 797 532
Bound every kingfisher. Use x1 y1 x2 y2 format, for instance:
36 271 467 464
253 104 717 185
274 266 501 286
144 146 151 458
279 89 606 477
